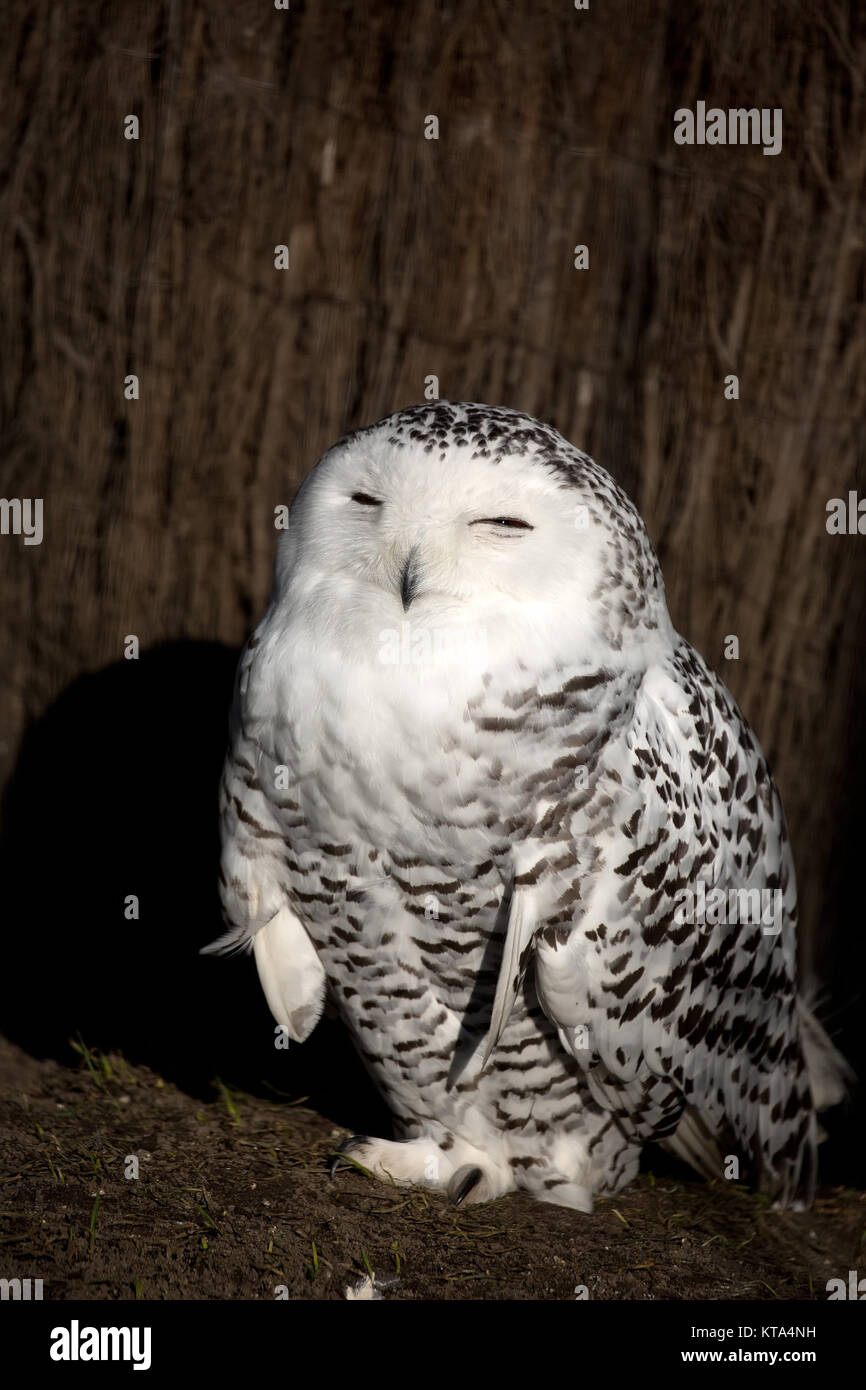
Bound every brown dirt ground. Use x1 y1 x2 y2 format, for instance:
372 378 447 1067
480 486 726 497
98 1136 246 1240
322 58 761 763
1 1035 863 1302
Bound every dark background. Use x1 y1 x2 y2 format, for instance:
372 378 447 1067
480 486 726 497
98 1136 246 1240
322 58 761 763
0 1 863 1167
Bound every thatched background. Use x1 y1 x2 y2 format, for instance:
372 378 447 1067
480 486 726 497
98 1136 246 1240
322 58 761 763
1 1 864 1076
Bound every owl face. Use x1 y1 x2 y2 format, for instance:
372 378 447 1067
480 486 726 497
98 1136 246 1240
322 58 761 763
270 405 670 677
281 436 605 633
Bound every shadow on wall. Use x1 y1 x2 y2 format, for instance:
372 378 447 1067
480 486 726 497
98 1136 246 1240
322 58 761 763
0 641 389 1138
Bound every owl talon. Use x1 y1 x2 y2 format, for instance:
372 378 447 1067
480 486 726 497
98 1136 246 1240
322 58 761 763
451 1165 484 1206
328 1135 371 1179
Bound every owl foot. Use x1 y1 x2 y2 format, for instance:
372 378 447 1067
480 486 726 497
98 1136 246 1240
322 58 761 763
328 1134 513 1203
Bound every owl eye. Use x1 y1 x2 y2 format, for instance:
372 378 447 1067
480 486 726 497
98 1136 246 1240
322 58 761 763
472 516 534 530
351 492 382 507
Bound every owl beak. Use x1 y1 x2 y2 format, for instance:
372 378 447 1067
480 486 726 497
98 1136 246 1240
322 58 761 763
399 547 421 611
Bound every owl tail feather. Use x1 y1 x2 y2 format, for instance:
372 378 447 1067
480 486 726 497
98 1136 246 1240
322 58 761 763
797 994 854 1114
660 1109 725 1183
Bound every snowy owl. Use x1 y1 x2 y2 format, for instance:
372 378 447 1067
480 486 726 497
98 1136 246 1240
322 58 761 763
205 401 847 1212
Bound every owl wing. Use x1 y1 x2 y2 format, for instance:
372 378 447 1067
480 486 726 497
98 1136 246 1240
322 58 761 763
201 637 327 1043
493 644 813 1200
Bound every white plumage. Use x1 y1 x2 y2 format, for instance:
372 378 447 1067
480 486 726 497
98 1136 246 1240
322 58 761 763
205 402 847 1211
